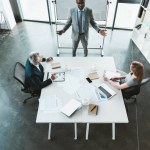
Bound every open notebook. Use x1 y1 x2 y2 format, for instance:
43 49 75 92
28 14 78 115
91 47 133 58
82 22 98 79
98 83 116 99
60 99 82 117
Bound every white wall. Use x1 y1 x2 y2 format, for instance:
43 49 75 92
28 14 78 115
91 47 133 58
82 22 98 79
0 0 16 30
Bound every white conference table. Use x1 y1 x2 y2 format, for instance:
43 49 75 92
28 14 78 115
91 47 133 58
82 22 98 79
36 57 128 140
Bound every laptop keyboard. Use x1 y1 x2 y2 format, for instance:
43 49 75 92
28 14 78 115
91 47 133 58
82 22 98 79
98 86 112 98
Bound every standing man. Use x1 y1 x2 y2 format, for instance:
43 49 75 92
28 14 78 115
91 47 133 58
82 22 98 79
57 0 107 57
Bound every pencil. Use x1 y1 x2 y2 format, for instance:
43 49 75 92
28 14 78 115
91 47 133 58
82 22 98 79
91 105 96 112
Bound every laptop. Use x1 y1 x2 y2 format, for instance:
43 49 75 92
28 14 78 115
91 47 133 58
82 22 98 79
98 83 116 99
60 99 82 117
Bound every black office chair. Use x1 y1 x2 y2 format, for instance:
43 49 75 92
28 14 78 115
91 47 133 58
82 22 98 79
122 77 150 104
13 62 38 103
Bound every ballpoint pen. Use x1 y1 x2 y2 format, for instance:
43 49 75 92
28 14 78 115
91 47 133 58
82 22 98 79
47 72 49 79
103 70 106 77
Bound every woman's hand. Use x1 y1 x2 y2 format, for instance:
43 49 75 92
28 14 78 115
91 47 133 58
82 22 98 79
103 75 109 81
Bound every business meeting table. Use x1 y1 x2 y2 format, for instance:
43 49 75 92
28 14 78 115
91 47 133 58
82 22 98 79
36 57 128 140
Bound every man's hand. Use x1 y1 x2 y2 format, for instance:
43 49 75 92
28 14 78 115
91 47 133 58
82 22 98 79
51 73 56 80
99 29 107 36
46 57 53 62
57 30 64 35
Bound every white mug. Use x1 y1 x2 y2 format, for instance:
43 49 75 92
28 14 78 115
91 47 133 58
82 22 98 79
91 65 97 72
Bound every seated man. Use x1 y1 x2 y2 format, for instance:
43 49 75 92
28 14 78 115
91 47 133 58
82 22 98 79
25 52 56 95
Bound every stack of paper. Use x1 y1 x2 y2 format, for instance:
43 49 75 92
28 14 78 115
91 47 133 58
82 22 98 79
39 95 61 112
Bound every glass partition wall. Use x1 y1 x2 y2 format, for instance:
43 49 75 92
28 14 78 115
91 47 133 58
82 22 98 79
18 0 140 29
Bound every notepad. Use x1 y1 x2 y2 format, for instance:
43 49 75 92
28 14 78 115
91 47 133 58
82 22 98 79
60 99 82 117
88 104 98 116
104 70 121 79
51 62 61 69
98 83 116 99
88 72 99 80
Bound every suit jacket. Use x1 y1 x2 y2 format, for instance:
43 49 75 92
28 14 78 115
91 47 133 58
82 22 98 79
25 59 52 92
63 7 100 41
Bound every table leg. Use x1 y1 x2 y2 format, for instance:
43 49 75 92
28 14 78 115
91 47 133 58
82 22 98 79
86 123 90 140
74 123 77 140
112 123 115 140
48 123 52 140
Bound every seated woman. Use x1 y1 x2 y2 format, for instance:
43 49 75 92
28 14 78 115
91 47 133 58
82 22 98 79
104 61 144 90
25 52 56 95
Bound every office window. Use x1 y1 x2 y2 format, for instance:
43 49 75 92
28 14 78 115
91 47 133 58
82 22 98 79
114 3 140 29
19 0 49 21
107 0 117 27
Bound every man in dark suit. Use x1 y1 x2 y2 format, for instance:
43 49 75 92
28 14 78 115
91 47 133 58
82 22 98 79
25 52 56 95
57 0 107 57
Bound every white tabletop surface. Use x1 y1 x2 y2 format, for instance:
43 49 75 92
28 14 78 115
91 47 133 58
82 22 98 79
36 57 128 123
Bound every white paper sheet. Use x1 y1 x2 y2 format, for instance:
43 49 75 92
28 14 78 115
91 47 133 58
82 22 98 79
104 70 121 79
39 95 61 112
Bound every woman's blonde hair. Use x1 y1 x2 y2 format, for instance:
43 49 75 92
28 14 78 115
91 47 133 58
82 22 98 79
131 61 144 81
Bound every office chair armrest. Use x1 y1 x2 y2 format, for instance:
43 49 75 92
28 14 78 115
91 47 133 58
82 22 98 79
116 69 128 76
21 88 29 93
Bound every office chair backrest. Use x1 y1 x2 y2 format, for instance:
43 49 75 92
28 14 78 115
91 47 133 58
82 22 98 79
122 77 150 99
141 77 150 86
13 62 25 87
122 85 140 99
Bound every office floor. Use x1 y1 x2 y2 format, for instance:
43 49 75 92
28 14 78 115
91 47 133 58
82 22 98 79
0 22 150 150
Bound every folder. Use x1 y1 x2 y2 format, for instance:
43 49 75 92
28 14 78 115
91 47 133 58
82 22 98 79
88 72 99 80
60 99 82 117
88 104 98 116
51 62 61 69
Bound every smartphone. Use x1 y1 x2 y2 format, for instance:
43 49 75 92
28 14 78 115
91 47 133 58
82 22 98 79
86 77 92 83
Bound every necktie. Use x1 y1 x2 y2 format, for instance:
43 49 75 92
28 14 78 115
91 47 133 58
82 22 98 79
79 11 82 34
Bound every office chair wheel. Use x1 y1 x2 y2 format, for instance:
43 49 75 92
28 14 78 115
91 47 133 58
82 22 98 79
23 100 27 104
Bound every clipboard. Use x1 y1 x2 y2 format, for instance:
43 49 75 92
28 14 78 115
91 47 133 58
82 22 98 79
53 72 65 82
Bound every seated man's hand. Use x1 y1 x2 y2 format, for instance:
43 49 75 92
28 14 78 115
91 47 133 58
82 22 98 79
99 29 107 36
56 30 63 35
46 57 53 62
51 73 56 80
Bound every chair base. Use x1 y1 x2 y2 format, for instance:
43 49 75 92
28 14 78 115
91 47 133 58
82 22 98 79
124 98 136 104
124 96 136 104
23 95 38 104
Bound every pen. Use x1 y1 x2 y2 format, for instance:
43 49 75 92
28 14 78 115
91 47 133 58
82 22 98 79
90 105 96 112
103 70 106 77
47 72 49 79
